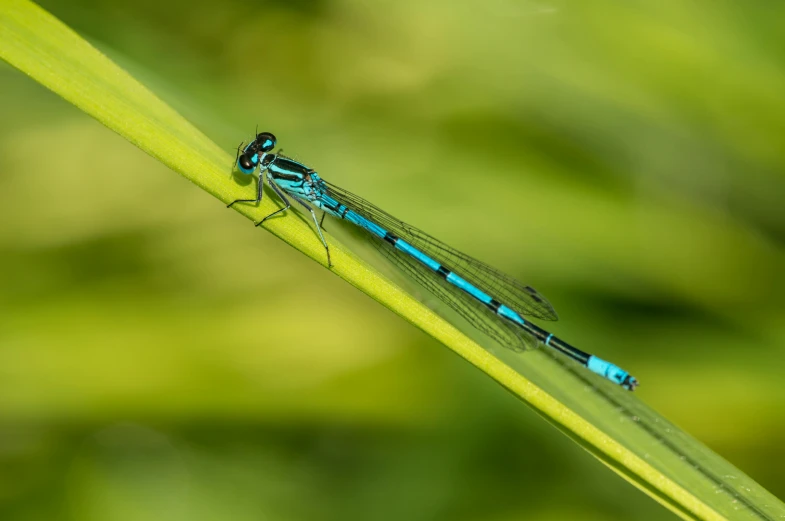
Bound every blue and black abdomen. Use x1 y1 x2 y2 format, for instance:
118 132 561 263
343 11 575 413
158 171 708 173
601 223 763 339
314 191 637 390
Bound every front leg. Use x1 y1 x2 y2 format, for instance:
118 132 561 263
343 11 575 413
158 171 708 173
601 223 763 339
227 164 264 208
231 141 245 171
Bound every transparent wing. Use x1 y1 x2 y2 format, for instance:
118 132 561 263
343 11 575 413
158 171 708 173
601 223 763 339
325 181 558 321
366 228 538 352
322 181 555 352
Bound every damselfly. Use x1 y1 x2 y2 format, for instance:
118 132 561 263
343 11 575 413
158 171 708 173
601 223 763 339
228 132 639 390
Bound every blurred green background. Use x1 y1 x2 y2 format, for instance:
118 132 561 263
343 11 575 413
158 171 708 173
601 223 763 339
1 0 784 519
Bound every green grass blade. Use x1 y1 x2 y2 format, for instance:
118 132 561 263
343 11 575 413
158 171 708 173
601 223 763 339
1 1 783 520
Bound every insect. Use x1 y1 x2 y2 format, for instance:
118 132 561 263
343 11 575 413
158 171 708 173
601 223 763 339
228 131 639 390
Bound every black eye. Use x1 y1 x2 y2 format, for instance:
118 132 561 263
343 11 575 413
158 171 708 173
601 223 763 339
256 132 277 153
239 154 255 171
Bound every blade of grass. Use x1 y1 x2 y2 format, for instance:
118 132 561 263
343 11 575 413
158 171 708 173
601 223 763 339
1 1 783 520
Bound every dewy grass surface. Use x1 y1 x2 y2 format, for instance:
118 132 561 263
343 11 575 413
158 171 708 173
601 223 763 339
1 1 783 520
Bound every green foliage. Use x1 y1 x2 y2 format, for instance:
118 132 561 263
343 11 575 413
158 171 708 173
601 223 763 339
1 1 783 520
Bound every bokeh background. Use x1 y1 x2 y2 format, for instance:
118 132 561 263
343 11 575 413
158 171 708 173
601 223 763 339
2 0 784 519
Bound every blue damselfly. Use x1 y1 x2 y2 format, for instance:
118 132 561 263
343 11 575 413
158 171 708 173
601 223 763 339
228 132 639 390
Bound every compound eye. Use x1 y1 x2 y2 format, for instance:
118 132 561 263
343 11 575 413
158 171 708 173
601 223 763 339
256 132 277 153
238 154 256 172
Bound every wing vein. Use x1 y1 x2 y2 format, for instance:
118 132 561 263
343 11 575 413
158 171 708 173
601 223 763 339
324 181 558 321
321 181 557 352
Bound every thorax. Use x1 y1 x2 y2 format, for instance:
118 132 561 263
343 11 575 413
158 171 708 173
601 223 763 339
268 156 326 202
